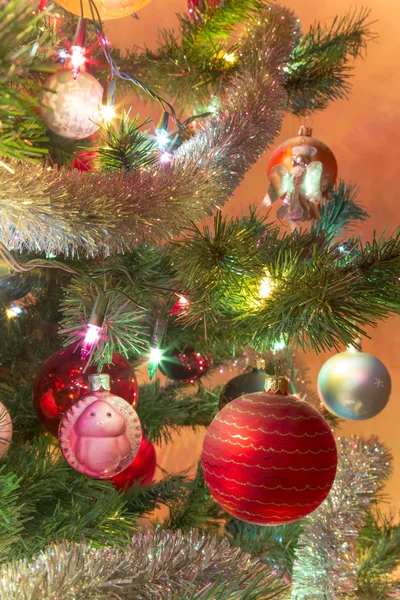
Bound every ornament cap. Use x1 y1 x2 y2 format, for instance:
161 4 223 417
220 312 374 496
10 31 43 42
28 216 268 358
298 125 313 137
347 338 362 352
264 362 289 394
88 373 110 391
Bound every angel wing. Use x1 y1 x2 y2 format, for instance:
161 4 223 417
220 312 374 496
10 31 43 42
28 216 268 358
299 161 323 204
263 164 293 206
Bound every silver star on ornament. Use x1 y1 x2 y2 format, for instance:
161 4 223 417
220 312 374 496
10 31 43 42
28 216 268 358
374 378 384 388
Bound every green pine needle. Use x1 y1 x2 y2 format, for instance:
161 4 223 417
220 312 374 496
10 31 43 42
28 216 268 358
97 112 157 172
286 8 376 114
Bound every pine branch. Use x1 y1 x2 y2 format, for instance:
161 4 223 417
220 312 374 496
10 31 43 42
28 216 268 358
312 182 369 241
112 0 264 109
172 211 400 352
123 473 191 517
285 8 376 114
1 438 140 560
181 572 288 600
180 0 265 40
357 508 400 596
226 519 303 579
97 112 157 172
163 462 222 532
60 274 149 367
0 468 25 562
0 1 54 160
137 380 220 445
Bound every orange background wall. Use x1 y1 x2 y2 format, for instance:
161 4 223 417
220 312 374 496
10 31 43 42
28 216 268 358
106 0 400 508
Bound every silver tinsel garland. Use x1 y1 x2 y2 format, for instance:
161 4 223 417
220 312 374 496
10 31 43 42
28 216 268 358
0 529 285 600
0 6 299 256
290 436 393 599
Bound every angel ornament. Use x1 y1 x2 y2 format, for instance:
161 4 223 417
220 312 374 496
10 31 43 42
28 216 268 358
263 145 323 223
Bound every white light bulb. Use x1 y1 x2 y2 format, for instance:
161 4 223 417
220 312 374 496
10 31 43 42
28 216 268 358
149 348 163 362
155 129 170 150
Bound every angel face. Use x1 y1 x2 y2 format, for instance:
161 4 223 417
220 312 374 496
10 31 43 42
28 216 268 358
74 399 127 437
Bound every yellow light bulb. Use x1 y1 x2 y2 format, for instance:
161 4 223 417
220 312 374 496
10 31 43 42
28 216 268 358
259 274 274 299
6 305 22 318
99 104 115 123
223 52 237 64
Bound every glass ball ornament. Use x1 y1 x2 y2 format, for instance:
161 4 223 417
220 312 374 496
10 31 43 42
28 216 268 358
41 70 103 140
318 345 391 420
0 401 13 458
219 366 266 410
267 126 337 195
159 345 211 382
111 435 156 490
0 273 33 303
59 374 142 479
202 374 337 525
53 0 152 20
33 343 139 437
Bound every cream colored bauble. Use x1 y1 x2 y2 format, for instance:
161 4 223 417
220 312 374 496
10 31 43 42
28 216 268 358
41 70 103 140
0 402 12 458
53 0 152 20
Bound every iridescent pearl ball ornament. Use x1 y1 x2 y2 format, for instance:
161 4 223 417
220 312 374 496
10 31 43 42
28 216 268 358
53 0 152 20
202 372 337 525
318 343 391 421
0 401 13 458
41 70 103 140
59 374 142 479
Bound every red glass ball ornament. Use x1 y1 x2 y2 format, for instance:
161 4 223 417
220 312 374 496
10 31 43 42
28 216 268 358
267 127 338 195
72 149 97 171
111 436 157 490
159 345 211 382
33 344 138 437
202 378 337 525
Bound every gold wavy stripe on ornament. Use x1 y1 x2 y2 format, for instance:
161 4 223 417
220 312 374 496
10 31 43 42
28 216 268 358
207 432 337 454
202 464 333 491
202 449 337 472
0 6 299 255
220 501 306 521
210 487 326 508
225 404 322 420
215 416 330 437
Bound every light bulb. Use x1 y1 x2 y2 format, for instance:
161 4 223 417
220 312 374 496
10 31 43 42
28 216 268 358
84 324 101 347
223 52 236 64
272 338 286 352
70 45 85 79
155 129 170 150
149 347 163 363
259 274 274 299
59 48 68 61
6 305 23 318
160 151 173 164
99 104 115 123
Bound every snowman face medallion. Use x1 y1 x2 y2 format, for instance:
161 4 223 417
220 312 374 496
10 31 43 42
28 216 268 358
59 389 142 478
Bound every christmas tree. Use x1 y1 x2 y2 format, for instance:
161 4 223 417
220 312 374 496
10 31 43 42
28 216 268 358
0 0 399 597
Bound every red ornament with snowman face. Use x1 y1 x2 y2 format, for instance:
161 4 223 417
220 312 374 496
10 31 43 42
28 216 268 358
59 374 142 478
